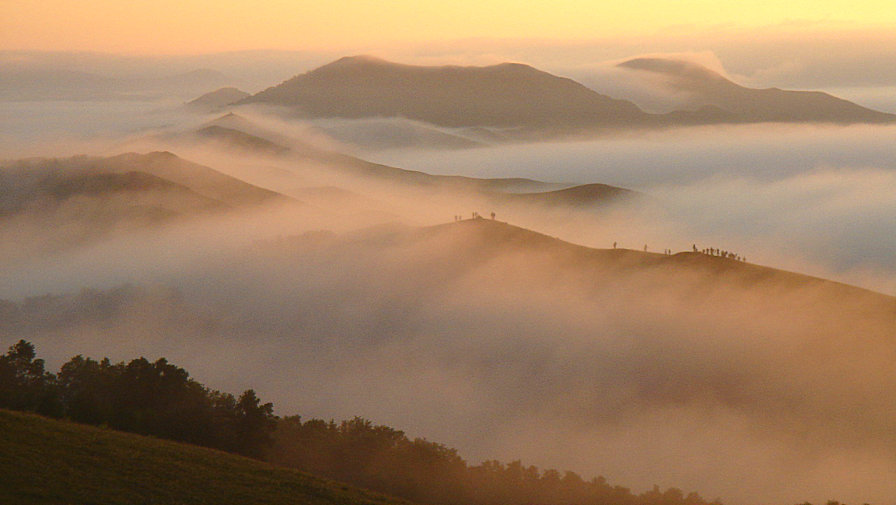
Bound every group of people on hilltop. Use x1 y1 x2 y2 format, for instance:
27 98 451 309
693 244 747 262
608 242 747 263
612 243 682 256
447 217 748 263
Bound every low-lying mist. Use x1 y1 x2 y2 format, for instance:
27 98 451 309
3 98 896 505
2 218 893 505
0 99 195 159
367 123 896 295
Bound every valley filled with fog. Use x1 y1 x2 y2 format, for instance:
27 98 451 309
2 51 895 505
369 122 896 296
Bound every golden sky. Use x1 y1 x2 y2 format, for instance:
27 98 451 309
3 0 896 54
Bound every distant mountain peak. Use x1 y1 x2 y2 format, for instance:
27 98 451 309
322 55 536 71
187 87 250 111
242 55 647 129
329 54 391 65
307 55 412 76
617 55 896 123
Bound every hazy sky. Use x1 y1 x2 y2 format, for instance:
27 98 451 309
4 0 896 53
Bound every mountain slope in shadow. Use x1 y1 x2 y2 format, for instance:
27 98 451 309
0 409 407 505
0 152 296 256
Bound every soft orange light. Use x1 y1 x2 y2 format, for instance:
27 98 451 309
2 0 895 54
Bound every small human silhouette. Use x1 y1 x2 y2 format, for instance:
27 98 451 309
613 241 617 249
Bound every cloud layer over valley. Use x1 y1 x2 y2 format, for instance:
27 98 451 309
2 50 895 505
370 123 896 295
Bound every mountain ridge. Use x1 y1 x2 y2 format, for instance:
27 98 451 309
233 55 895 131
239 55 649 130
618 57 896 123
186 115 634 206
421 218 896 301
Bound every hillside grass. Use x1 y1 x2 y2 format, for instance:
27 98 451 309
0 409 409 505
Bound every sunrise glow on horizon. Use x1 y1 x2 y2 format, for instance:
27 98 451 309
4 0 896 54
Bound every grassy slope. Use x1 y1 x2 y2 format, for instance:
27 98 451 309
0 409 408 505
419 218 896 304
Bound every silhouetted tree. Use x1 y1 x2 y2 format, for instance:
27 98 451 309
0 340 61 416
57 355 115 424
231 389 277 458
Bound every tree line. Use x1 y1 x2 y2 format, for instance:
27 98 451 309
3 340 856 505
268 415 721 505
0 340 275 458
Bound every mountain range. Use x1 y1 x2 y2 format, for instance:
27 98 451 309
223 55 895 134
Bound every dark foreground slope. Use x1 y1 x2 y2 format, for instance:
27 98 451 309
0 409 405 505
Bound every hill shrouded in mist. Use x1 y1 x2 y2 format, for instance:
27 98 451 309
235 55 896 134
5 215 894 504
187 86 251 111
177 114 631 206
618 57 896 123
0 151 295 257
240 55 649 130
1 151 290 212
4 44 896 505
